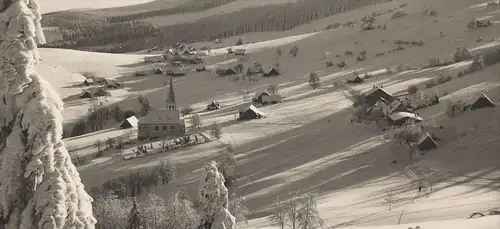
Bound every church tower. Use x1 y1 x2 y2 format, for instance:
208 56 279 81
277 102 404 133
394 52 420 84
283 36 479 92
166 76 176 110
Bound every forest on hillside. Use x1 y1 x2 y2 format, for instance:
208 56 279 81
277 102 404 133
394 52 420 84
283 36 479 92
107 0 238 23
42 0 392 53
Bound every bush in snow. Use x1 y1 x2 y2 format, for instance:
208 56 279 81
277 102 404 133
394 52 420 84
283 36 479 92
453 47 473 63
217 143 238 187
180 105 194 116
444 99 467 117
210 121 222 139
391 11 407 20
0 0 97 228
269 192 323 229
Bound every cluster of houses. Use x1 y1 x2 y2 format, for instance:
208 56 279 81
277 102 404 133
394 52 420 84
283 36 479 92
80 78 122 99
357 86 496 152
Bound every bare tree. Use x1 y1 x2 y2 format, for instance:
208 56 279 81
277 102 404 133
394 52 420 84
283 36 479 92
297 193 324 229
229 194 251 228
141 193 168 229
277 48 282 56
210 121 222 139
180 105 194 116
385 191 394 210
268 84 279 94
138 95 151 116
308 72 320 90
286 191 301 229
269 196 288 229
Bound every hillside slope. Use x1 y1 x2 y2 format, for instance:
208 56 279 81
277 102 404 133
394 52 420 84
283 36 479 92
42 0 391 52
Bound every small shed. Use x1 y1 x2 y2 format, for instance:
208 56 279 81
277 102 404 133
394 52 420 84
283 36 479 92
83 78 94 86
263 67 280 77
470 92 495 110
417 132 438 151
144 55 165 63
120 116 138 129
80 90 92 98
262 94 282 104
154 68 164 74
167 67 187 76
347 74 364 84
239 104 266 120
207 101 220 110
246 66 263 76
234 49 247 55
387 112 423 126
253 91 271 103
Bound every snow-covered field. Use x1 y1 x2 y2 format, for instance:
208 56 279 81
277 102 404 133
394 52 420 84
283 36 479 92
38 0 500 228
201 32 320 56
42 0 155 13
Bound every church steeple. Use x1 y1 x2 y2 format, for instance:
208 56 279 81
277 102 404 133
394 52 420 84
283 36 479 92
166 76 176 110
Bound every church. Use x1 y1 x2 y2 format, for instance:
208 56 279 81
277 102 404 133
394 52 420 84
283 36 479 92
137 76 186 140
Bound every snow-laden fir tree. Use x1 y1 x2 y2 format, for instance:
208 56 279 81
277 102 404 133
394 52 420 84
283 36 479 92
197 160 236 229
0 0 96 228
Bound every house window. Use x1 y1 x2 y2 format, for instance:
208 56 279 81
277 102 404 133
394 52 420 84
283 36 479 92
170 126 174 129
163 126 167 130
154 126 159 131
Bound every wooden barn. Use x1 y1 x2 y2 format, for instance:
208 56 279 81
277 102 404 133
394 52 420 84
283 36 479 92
120 116 138 129
263 67 280 77
470 92 495 110
417 132 438 151
207 101 220 110
238 104 266 120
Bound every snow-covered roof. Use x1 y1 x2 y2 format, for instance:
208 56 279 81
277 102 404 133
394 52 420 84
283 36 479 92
138 109 183 125
247 104 266 117
364 86 391 97
125 116 138 127
388 112 423 121
417 132 433 145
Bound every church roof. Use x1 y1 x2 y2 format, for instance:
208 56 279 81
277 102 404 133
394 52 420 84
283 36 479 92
167 76 175 103
138 109 183 125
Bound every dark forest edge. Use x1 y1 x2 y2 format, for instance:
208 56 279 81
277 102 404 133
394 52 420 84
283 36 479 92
41 0 393 53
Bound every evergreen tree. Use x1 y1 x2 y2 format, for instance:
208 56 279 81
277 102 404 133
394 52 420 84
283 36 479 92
126 198 142 229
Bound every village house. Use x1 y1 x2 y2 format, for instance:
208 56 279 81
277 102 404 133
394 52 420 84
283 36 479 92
253 91 271 103
166 67 187 76
238 104 266 120
137 76 186 140
234 49 247 55
83 78 94 86
347 73 364 84
262 94 282 104
144 55 165 63
470 92 495 110
363 86 395 106
80 87 110 98
207 101 220 110
263 67 280 77
120 116 138 129
387 112 423 126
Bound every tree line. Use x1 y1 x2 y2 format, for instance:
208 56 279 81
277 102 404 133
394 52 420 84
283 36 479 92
89 159 176 199
156 0 390 45
41 19 159 53
42 0 391 53
107 0 238 23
